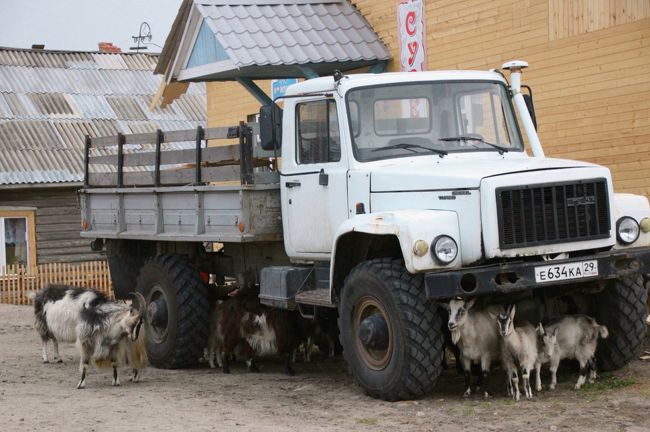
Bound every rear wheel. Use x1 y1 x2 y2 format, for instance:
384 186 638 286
595 273 648 371
338 258 443 401
136 254 208 368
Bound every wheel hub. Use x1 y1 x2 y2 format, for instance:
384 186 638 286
353 296 393 370
359 314 389 350
146 284 170 343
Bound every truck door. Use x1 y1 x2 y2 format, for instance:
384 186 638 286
281 98 348 256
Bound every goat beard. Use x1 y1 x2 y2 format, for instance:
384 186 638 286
451 328 461 345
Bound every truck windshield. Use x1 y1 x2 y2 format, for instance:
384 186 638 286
346 81 524 162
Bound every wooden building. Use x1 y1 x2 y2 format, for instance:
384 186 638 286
159 0 649 199
0 47 206 269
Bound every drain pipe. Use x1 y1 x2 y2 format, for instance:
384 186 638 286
502 60 545 158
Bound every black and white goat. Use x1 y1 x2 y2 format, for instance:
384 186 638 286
447 298 503 398
538 315 608 390
34 284 107 363
207 296 300 375
75 291 147 389
492 305 538 401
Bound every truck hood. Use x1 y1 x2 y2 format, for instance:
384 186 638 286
370 156 597 192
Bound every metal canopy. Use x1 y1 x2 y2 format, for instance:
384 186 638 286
158 0 390 83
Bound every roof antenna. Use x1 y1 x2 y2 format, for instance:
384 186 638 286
333 70 345 83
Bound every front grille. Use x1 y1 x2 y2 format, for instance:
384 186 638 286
496 179 610 249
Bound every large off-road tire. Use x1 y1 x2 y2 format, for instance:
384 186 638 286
595 273 648 371
338 258 443 401
136 254 209 368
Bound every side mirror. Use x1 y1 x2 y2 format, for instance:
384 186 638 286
521 85 537 130
259 104 282 151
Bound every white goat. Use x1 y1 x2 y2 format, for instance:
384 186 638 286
448 298 503 398
539 315 608 390
534 323 558 392
492 305 538 401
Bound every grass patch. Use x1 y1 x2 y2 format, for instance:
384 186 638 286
580 373 636 393
357 418 378 425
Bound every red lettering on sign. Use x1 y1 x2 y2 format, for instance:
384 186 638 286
405 11 416 36
407 41 418 66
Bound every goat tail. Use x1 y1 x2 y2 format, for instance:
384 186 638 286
597 325 609 339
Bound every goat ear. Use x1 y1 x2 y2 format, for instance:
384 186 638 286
552 327 559 337
488 312 497 320
508 304 516 320
438 302 450 312
465 298 476 310
536 323 545 336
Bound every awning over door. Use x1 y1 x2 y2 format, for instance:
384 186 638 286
153 0 390 106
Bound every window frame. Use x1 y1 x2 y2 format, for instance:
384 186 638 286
0 208 36 274
372 96 432 137
295 99 341 165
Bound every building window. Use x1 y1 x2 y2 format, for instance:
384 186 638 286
296 100 341 164
0 209 36 274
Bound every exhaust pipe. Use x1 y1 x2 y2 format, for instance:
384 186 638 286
502 60 545 158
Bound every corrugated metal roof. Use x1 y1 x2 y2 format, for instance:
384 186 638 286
0 47 206 185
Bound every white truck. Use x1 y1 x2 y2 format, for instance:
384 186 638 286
80 61 650 400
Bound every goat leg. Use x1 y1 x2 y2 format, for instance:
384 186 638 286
112 363 120 387
284 353 295 376
534 362 542 392
246 358 260 373
52 339 63 363
588 357 597 383
480 357 492 399
549 357 559 390
511 370 520 402
77 359 89 389
130 368 139 383
575 359 588 390
41 339 49 363
522 369 532 399
222 351 231 374
461 357 472 397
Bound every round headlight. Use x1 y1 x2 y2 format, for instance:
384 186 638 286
616 217 640 245
431 235 458 264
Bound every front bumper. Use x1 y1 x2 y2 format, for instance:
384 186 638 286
424 247 650 299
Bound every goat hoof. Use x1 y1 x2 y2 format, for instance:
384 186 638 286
463 390 471 398
285 367 295 377
43 360 49 364
483 391 490 400
56 359 63 364
549 385 556 391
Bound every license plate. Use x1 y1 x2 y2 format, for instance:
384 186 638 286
534 260 598 283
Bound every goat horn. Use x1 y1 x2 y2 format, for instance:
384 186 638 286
132 292 147 316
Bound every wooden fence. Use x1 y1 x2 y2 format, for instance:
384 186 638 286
0 261 113 305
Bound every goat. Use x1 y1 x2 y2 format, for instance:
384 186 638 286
34 284 108 363
534 323 558 392
296 314 338 362
208 296 300 375
448 298 503 398
492 305 538 401
539 315 608 390
75 292 146 389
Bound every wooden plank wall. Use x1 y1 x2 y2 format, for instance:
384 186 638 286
0 260 113 305
0 187 104 263
205 0 650 199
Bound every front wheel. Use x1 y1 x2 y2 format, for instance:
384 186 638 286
136 254 208 368
595 273 648 371
338 258 443 401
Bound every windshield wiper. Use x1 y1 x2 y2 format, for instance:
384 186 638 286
439 135 510 154
372 142 447 157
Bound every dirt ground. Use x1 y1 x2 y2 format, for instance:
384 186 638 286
0 304 648 432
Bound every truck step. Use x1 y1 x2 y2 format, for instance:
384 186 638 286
294 288 336 308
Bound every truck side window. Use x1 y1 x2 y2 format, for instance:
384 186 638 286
296 100 341 164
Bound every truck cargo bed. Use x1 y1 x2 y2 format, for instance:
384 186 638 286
79 124 282 243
